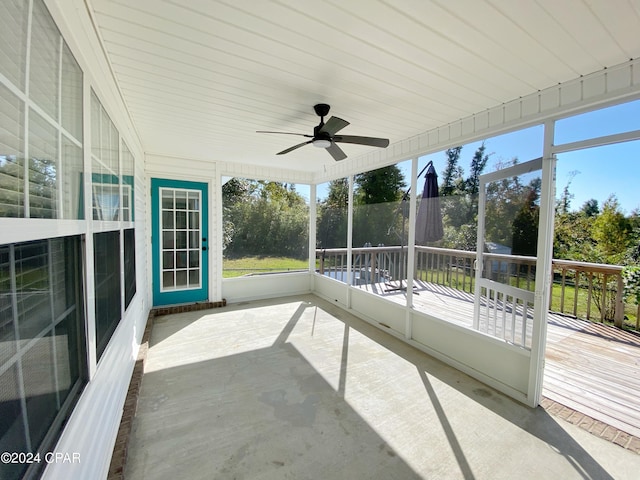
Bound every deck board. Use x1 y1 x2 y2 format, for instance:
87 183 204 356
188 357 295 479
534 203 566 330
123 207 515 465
351 279 640 438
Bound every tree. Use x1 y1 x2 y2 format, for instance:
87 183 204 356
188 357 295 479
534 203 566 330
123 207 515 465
553 211 594 260
511 178 541 256
556 170 579 215
591 195 631 264
465 143 489 199
324 177 349 208
439 144 491 249
317 178 349 249
580 199 599 217
440 147 463 197
222 178 253 252
352 166 407 246
465 143 489 220
223 179 308 259
354 165 406 205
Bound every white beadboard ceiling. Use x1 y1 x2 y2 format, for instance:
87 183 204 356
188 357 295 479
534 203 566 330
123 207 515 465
87 0 640 173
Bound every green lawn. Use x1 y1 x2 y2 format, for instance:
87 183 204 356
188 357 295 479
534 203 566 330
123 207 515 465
223 256 309 278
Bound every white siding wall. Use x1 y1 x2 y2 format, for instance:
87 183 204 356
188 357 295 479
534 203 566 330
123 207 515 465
40 2 150 479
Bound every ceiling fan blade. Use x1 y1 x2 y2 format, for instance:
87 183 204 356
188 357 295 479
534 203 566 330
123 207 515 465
333 135 389 148
277 140 312 155
326 142 347 161
257 130 312 137
319 116 349 136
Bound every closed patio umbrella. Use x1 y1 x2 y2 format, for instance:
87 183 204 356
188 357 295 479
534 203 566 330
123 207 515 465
415 162 443 244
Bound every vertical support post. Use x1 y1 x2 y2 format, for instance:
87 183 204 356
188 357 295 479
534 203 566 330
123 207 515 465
346 175 354 307
309 184 317 292
473 175 487 330
405 157 419 339
527 120 556 408
83 71 97 380
615 273 624 328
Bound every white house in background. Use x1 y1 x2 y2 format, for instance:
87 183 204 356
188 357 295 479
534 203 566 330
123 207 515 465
1 1 639 479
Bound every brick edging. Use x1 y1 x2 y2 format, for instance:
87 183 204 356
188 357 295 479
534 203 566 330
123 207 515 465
107 300 226 479
540 397 640 454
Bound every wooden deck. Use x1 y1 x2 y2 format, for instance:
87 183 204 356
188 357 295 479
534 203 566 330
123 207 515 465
353 279 640 438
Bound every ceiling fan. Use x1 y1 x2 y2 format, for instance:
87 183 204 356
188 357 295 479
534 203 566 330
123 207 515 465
257 103 389 161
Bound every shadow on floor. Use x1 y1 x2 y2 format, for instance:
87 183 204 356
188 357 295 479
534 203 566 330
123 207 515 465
126 294 630 479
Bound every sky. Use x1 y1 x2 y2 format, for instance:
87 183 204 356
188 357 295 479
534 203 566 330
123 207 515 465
307 99 640 214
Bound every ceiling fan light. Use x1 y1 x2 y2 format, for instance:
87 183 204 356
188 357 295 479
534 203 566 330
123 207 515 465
313 138 331 148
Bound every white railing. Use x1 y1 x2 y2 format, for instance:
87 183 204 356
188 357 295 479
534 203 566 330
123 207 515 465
316 245 636 331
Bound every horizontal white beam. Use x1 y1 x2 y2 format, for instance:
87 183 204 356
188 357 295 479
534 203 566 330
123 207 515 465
315 58 640 184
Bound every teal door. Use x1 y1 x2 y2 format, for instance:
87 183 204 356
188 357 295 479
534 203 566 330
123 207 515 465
151 178 209 306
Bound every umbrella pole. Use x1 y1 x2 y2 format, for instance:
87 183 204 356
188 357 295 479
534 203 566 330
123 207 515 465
385 196 409 292
385 161 433 292
384 163 431 293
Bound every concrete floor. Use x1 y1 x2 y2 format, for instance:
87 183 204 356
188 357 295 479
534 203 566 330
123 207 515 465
125 294 640 479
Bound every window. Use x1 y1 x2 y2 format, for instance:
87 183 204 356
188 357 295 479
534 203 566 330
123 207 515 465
0 236 86 480
121 141 135 222
222 178 309 277
94 231 122 359
0 0 84 220
555 99 640 145
0 83 25 217
91 90 120 221
124 228 137 309
161 187 202 290
316 178 349 283
351 162 410 289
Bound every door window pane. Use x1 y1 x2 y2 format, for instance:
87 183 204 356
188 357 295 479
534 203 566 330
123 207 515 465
176 270 187 287
176 210 187 229
162 231 174 249
176 250 187 268
162 271 174 289
163 251 174 269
